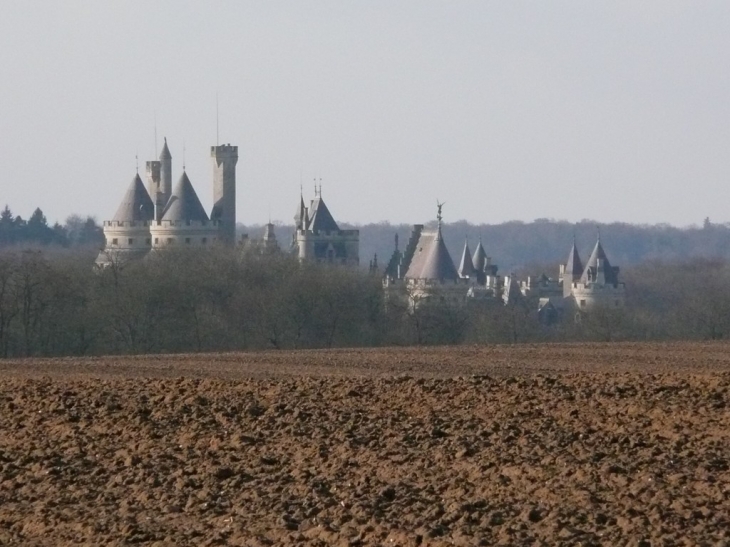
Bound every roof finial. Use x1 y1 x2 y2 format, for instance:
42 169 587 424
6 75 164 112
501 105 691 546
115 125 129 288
436 200 444 226
182 140 186 171
597 225 601 242
313 178 317 197
216 92 219 146
135 153 139 174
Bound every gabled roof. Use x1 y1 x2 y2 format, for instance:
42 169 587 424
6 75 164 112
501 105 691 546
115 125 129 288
159 137 171 160
581 238 618 285
112 174 154 222
458 239 476 277
565 240 583 281
406 226 459 282
472 239 488 272
307 197 339 232
161 171 210 222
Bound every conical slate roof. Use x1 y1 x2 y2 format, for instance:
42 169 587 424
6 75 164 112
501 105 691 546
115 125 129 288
418 227 459 281
159 137 171 160
503 275 523 306
112 174 154 222
161 172 209 222
565 240 583 281
581 238 618 285
458 239 476 277
308 197 339 232
472 239 488 272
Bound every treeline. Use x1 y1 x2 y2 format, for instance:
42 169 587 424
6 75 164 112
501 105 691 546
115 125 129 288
2 246 730 358
243 217 730 273
0 206 104 248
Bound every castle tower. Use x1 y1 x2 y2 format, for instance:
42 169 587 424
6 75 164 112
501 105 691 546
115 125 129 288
210 144 239 245
150 171 219 248
566 236 625 310
560 238 583 298
95 173 155 267
293 188 358 265
159 138 172 207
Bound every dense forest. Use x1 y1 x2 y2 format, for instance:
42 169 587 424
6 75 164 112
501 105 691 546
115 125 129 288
3 204 730 358
1 243 730 358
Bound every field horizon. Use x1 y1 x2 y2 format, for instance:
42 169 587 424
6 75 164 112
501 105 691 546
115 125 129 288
1 341 728 545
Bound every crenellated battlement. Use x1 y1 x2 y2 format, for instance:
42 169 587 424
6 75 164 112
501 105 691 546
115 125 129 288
104 220 151 228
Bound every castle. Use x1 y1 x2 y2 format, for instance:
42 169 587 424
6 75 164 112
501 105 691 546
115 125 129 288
96 140 359 268
290 187 359 266
97 139 623 318
383 206 625 315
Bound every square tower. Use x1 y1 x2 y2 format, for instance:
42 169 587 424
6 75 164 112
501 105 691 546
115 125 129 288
210 144 239 245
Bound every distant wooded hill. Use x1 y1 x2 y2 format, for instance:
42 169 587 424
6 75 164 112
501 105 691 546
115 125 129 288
241 218 730 275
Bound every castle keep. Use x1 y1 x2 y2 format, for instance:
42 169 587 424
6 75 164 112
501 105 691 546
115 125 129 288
96 140 238 267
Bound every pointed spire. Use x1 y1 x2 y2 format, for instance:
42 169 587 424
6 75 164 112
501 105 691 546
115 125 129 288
565 239 583 281
472 237 488 273
160 137 171 160
581 236 618 285
458 237 476 278
294 190 307 229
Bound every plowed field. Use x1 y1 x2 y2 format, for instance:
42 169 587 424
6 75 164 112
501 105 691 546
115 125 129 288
1 342 729 545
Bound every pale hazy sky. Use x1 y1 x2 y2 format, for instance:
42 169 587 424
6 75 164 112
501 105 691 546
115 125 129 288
1 1 728 227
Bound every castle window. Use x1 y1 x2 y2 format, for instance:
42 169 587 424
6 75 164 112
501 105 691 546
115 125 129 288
202 238 207 244
185 238 191 244
167 238 173 244
112 238 118 245
146 238 151 245
128 238 133 245
154 238 159 244
580 299 586 308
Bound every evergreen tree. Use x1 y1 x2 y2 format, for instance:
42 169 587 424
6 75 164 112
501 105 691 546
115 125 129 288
0 206 15 245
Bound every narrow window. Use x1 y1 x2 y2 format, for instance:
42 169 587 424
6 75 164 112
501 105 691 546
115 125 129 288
580 299 586 308
154 238 159 244
167 238 173 244
128 238 134 245
145 238 151 245
202 237 207 244
112 238 118 245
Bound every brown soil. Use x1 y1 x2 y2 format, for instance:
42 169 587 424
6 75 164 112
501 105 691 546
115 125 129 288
0 342 729 545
